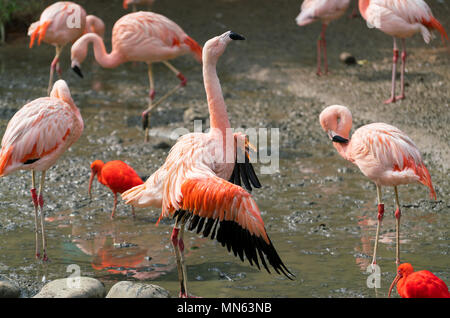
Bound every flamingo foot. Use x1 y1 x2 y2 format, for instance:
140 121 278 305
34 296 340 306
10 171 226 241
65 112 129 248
395 94 405 101
384 96 397 104
35 252 41 260
42 253 49 262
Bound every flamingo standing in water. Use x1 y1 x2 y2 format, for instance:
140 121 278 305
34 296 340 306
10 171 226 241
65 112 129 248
122 31 294 297
388 263 450 298
295 0 351 75
70 11 202 142
123 0 155 11
358 0 448 104
88 160 144 219
319 105 436 267
0 80 84 261
28 1 105 95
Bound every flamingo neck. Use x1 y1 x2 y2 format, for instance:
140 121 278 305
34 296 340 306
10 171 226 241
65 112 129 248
203 59 231 135
358 0 370 20
81 33 124 69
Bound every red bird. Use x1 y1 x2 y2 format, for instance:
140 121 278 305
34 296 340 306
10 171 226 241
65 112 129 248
389 263 450 298
88 160 144 219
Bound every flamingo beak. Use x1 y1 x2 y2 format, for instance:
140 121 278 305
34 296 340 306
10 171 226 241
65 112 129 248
388 273 402 298
229 31 245 41
328 130 349 144
88 171 95 200
72 65 84 78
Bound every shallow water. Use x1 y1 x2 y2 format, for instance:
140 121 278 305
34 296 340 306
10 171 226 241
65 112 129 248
0 0 448 298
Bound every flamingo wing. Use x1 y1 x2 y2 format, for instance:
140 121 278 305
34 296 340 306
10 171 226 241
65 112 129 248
351 123 435 198
0 97 74 176
228 138 261 192
177 175 293 279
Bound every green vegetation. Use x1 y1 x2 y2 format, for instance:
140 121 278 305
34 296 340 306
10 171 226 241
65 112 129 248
0 0 44 44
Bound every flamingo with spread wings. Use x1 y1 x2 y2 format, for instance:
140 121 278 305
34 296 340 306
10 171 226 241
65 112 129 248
28 1 105 95
0 80 84 261
122 31 294 297
358 0 448 103
319 105 436 267
70 11 202 142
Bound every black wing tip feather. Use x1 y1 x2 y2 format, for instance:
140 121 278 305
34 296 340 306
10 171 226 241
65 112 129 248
177 210 295 281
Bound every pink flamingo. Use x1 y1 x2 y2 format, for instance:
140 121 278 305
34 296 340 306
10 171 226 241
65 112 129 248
123 0 155 11
295 0 351 75
319 105 436 267
28 1 105 95
0 80 84 261
358 0 448 104
122 31 294 297
70 11 202 142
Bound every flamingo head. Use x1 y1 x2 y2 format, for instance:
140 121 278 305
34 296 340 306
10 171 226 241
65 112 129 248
50 80 75 106
71 36 90 78
88 160 105 199
203 31 245 65
388 263 414 297
319 105 352 144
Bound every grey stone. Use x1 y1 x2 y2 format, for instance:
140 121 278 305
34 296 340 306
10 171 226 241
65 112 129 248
0 275 20 298
106 281 170 298
33 277 106 298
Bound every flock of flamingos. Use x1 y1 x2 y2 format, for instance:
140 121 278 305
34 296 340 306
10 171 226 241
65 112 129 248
0 0 449 298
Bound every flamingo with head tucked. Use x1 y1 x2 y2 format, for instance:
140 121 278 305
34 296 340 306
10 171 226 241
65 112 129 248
319 105 436 268
0 80 84 261
122 31 294 297
70 11 202 142
28 1 105 95
88 160 144 219
358 0 448 103
295 0 351 75
389 263 450 298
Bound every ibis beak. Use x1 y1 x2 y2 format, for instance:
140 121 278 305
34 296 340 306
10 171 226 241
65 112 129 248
388 273 402 298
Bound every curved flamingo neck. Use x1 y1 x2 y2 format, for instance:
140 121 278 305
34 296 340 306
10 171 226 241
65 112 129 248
79 33 125 69
203 59 231 135
358 0 370 20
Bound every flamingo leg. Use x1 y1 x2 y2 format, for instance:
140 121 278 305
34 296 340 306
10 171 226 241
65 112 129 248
31 170 41 259
162 60 187 87
322 24 329 75
131 206 136 218
394 186 401 268
178 222 190 297
371 185 384 269
316 35 322 76
385 38 399 104
396 39 406 101
111 192 118 219
37 170 48 261
143 63 155 143
171 215 187 297
47 45 62 96
316 24 328 76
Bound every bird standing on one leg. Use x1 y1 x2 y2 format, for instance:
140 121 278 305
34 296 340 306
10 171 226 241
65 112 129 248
0 80 84 261
358 0 448 104
88 160 144 219
70 11 202 143
295 0 350 75
319 105 436 268
122 31 294 297
28 1 105 95
389 263 450 298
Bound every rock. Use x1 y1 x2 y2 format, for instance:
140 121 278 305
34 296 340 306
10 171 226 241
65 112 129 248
0 275 20 298
33 277 106 298
106 281 170 298
339 52 357 65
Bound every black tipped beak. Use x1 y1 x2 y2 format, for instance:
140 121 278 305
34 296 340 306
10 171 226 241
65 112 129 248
332 135 349 144
229 31 245 41
72 66 84 78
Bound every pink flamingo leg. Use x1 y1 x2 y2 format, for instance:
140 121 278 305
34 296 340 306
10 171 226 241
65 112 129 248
394 186 401 268
111 192 118 219
31 171 41 260
143 63 155 142
316 36 322 76
371 185 384 268
170 226 186 297
47 45 62 96
38 171 49 262
396 39 407 101
385 38 399 104
317 24 328 76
